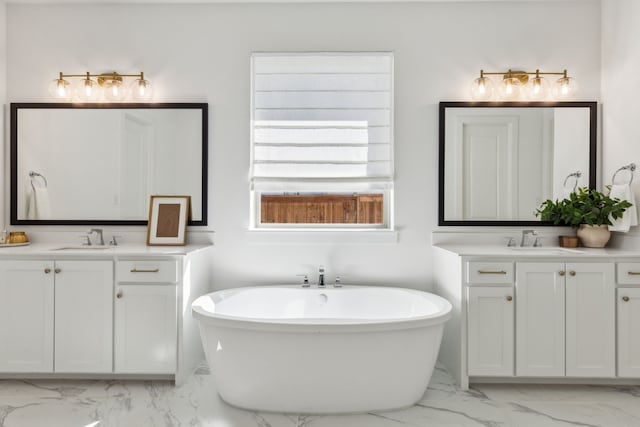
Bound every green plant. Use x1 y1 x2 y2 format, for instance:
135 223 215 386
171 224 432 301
536 187 632 227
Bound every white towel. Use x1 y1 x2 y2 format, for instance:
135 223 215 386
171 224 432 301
608 184 638 232
26 187 52 220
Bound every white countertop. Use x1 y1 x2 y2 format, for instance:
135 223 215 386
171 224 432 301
0 243 213 258
433 243 640 258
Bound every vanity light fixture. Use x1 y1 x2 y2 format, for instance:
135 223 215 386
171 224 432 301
49 71 153 101
470 69 577 101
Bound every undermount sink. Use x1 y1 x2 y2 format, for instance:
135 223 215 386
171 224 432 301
51 245 113 251
508 247 584 254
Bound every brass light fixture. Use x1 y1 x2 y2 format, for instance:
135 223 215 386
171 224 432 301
470 69 577 101
49 71 153 101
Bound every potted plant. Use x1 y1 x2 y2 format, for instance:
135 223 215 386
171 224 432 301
536 187 632 248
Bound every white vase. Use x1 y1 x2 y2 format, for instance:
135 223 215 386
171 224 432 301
577 224 611 248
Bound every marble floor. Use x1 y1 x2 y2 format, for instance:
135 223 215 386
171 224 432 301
1 364 640 427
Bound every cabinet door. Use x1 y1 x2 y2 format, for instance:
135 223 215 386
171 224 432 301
115 284 177 373
0 260 54 372
618 288 640 377
467 286 514 376
516 262 565 376
565 263 615 377
54 261 114 373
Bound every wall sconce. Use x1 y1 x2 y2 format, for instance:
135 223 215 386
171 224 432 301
470 69 577 101
49 71 153 101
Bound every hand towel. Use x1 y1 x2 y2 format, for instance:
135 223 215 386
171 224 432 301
608 183 638 232
26 186 52 220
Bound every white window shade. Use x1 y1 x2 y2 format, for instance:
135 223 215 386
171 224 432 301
251 53 394 187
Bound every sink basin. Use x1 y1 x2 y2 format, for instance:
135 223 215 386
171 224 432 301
51 245 112 251
508 247 584 255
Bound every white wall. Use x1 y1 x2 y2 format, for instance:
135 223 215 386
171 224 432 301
602 0 640 198
0 0 6 229
5 1 601 289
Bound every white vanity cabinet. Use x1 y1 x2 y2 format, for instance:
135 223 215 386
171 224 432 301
467 286 514 376
0 260 113 373
0 244 213 384
114 260 178 374
617 271 640 377
516 262 615 378
433 245 631 390
0 260 54 372
54 260 113 373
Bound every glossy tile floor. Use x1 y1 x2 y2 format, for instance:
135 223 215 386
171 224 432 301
1 364 639 427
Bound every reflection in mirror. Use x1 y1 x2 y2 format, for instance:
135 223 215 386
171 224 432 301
11 103 208 225
439 102 596 226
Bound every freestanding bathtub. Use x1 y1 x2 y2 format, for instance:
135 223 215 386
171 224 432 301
191 285 452 414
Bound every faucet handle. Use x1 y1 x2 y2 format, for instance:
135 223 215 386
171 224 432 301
318 265 325 273
533 237 543 247
504 237 516 247
78 235 92 246
296 274 310 287
109 235 122 246
334 275 345 288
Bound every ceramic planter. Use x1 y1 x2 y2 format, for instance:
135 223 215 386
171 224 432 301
576 224 611 248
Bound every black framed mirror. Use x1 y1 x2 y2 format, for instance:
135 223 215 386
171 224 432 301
11 102 208 226
439 101 597 226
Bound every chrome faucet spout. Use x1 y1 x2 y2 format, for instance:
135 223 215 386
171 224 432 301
520 229 538 247
318 265 325 287
88 228 105 246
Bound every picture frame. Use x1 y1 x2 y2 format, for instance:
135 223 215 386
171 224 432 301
146 195 190 246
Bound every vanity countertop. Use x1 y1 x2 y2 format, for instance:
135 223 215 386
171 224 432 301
0 243 213 258
433 243 640 258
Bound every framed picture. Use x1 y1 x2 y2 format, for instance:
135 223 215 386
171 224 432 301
147 195 190 246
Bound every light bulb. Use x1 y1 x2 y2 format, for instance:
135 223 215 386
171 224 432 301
498 77 521 100
49 77 71 100
131 76 153 101
104 80 127 101
553 72 578 99
74 74 99 102
470 76 494 101
526 76 550 100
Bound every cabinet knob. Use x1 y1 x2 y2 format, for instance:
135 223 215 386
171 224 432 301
116 292 123 299
559 271 566 276
506 295 513 301
54 268 61 274
44 268 51 274
622 296 630 302
569 271 576 276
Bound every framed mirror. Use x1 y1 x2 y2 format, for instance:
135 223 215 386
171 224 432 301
439 101 596 226
11 103 208 226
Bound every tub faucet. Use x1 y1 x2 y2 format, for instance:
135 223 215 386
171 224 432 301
318 265 325 287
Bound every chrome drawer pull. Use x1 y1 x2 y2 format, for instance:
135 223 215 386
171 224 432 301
627 271 640 275
478 270 507 275
130 268 160 273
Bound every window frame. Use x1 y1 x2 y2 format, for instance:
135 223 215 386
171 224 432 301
249 52 395 231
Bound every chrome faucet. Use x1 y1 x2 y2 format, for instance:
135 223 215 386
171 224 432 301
318 265 325 287
520 229 538 247
88 228 105 246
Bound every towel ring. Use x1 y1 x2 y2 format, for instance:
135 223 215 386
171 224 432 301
612 163 636 185
29 171 48 188
563 171 582 192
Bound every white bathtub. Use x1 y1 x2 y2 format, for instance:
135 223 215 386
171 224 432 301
191 285 452 414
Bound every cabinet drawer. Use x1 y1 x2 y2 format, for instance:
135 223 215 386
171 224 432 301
617 263 640 285
116 260 178 283
467 262 514 284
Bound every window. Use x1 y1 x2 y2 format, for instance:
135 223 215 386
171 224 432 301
250 52 394 229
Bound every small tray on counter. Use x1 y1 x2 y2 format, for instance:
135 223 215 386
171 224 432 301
0 242 30 248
